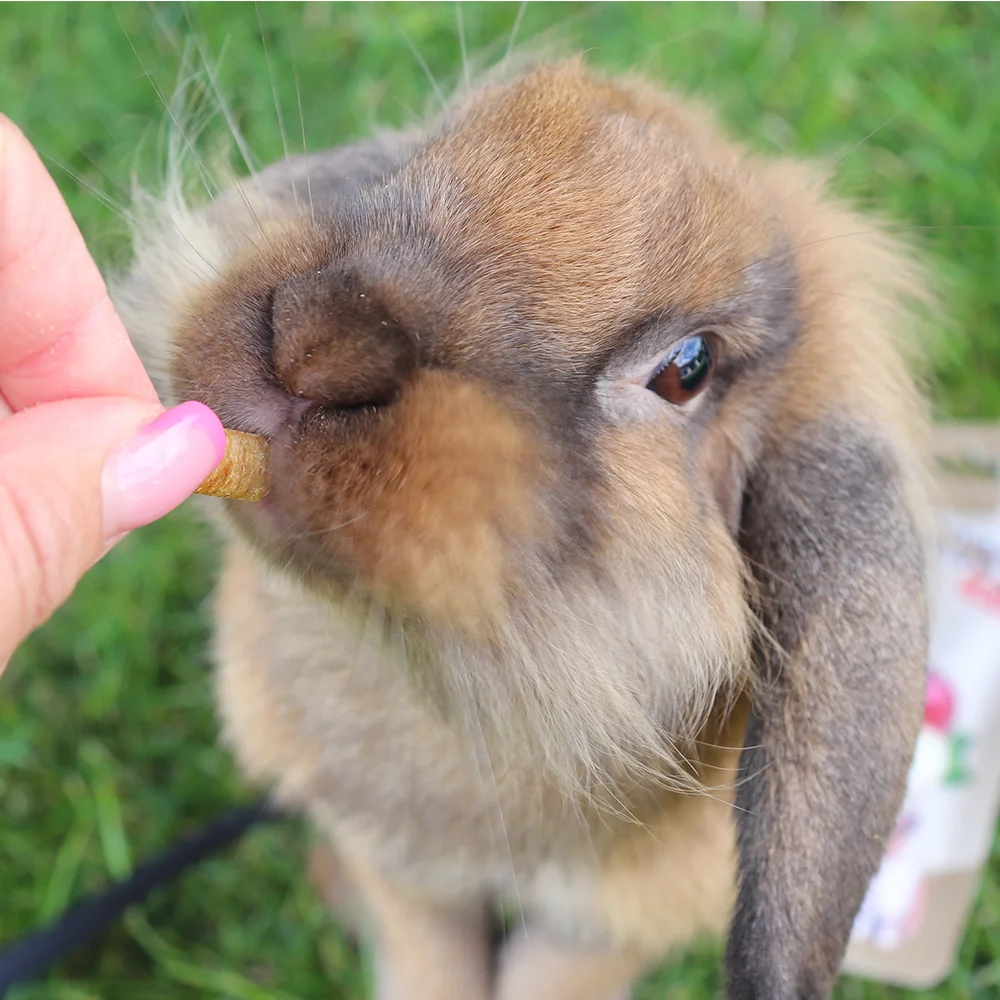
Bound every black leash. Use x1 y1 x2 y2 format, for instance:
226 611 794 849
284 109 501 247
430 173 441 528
0 796 280 995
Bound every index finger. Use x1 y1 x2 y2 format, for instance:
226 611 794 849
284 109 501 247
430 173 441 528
0 114 158 412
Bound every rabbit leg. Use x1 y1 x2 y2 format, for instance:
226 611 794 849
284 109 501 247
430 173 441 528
334 846 493 1000
494 928 645 1000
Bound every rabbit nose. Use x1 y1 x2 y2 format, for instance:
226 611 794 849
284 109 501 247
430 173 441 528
272 267 418 408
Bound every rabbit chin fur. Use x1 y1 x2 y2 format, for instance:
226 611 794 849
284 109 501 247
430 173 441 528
113 59 932 999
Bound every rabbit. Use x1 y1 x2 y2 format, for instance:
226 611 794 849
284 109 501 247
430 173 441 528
113 58 932 1000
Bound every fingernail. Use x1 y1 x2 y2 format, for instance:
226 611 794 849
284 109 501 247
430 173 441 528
101 401 226 537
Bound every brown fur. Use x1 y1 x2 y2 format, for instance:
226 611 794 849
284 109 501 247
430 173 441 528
115 59 931 1000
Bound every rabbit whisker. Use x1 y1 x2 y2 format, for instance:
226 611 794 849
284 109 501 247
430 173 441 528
291 56 316 225
455 2 472 96
392 9 448 115
503 1 529 72
828 113 900 170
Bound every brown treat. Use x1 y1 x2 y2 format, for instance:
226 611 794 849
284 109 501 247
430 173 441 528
195 429 271 501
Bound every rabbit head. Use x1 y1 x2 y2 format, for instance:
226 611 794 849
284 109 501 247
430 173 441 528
117 59 930 1000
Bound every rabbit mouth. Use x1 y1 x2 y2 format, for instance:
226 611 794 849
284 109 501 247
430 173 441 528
210 366 559 631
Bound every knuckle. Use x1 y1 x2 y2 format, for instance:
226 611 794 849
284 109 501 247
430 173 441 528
0 468 69 634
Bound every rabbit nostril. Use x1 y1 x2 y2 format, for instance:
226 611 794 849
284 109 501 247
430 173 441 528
272 267 418 409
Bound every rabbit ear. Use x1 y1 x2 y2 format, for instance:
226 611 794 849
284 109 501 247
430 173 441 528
726 418 927 1000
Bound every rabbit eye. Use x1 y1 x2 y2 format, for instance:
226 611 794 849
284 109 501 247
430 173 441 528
648 334 714 404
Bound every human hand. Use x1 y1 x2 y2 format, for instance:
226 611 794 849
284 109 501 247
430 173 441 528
0 115 225 669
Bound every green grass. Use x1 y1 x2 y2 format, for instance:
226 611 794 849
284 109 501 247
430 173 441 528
1 2 998 997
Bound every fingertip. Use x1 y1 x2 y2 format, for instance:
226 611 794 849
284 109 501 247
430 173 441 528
0 111 21 135
100 400 227 537
170 400 227 463
0 113 29 178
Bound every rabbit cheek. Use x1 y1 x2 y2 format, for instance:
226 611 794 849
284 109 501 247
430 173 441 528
278 370 551 631
596 425 751 679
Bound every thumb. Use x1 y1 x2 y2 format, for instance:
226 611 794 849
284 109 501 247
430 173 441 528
0 398 225 667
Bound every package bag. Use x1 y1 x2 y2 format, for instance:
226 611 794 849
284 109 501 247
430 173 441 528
845 424 1000 987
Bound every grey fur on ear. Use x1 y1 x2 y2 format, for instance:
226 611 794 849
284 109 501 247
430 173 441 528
727 419 927 1000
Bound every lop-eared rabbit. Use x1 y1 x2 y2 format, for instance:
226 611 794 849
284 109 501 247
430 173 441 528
116 59 930 1000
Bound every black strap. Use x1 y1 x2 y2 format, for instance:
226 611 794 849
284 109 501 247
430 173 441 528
0 797 279 994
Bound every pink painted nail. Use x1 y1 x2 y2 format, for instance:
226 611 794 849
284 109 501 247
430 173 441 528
101 400 226 538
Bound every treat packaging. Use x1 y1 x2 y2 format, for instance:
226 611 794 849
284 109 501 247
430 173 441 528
845 424 1000 987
